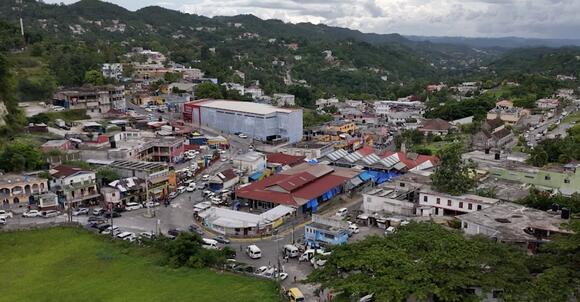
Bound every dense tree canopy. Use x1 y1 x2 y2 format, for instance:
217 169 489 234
308 223 530 302
0 139 45 172
195 82 223 99
431 144 476 195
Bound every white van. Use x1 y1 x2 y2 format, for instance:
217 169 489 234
335 207 348 217
202 238 218 250
125 202 143 211
283 244 300 258
348 224 360 235
246 244 262 259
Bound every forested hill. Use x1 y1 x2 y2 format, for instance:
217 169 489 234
488 47 580 76
0 0 501 95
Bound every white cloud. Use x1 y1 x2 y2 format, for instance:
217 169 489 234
44 0 580 38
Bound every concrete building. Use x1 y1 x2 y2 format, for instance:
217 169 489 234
107 177 146 205
279 141 335 160
273 93 296 106
49 166 99 207
102 63 123 80
100 186 121 205
304 215 350 245
0 174 48 207
418 188 499 217
198 205 295 237
183 100 303 143
458 202 571 251
362 180 423 216
36 192 59 210
232 151 267 173
53 85 126 115
108 160 172 200
488 163 580 196
374 100 423 116
536 98 559 110
486 100 529 126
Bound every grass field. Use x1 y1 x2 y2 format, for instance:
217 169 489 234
0 227 279 302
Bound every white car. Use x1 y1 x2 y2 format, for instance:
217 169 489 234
0 210 13 219
117 232 136 242
187 182 197 192
145 201 160 208
22 210 42 218
125 202 143 211
201 174 210 181
101 226 119 235
0 217 5 225
72 208 89 216
238 134 248 139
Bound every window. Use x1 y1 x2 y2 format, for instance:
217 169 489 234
459 202 463 209
447 200 452 206
400 182 405 187
463 222 468 229
436 198 440 204
564 179 570 184
468 203 473 210
545 175 551 180
423 196 428 202
477 205 482 210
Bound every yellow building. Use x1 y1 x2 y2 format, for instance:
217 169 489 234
326 121 357 134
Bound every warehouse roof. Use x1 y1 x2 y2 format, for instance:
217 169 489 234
197 99 297 115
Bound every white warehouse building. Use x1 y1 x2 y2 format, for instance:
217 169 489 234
183 100 303 143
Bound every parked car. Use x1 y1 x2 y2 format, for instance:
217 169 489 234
213 235 231 244
335 207 348 217
117 232 136 242
238 133 248 139
125 202 143 211
167 192 178 200
72 208 89 216
96 223 111 232
177 186 186 194
0 217 6 225
88 216 106 224
22 210 42 218
101 226 120 235
92 207 105 216
138 232 156 240
188 225 204 236
187 182 197 192
103 212 121 219
145 201 160 208
42 210 60 218
168 228 184 237
0 210 13 219
201 174 210 181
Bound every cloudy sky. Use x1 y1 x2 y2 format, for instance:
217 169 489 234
46 0 580 39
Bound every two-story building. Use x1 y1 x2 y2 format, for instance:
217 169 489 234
0 174 49 207
49 166 99 207
486 100 529 126
489 163 580 196
108 160 173 200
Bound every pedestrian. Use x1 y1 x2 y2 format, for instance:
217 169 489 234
239 245 242 252
293 276 297 283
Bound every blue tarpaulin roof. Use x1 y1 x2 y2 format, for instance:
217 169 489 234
359 171 372 182
248 170 264 181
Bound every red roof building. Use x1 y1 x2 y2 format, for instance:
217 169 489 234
266 152 306 167
236 163 357 211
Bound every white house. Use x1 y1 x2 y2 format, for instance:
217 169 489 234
232 151 267 173
417 188 499 217
245 86 263 99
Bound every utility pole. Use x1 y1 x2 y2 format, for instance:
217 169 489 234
15 0 25 50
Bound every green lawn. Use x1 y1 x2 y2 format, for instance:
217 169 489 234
563 112 580 124
0 227 279 302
